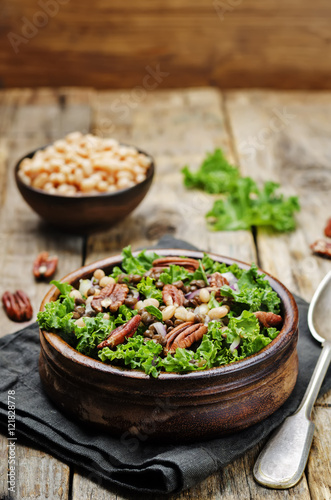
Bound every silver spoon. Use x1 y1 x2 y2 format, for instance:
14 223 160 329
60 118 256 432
253 270 331 489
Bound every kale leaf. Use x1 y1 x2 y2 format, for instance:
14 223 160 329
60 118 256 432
182 149 240 194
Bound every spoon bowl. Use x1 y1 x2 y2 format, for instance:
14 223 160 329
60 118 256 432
308 271 331 344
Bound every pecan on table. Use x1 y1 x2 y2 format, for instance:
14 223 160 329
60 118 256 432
254 311 282 329
33 251 58 279
209 272 229 288
310 239 331 260
324 218 331 238
162 284 185 307
91 283 129 313
2 290 33 322
152 256 200 272
164 321 208 355
97 314 141 349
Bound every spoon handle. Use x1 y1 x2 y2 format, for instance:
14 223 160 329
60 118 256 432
253 340 331 489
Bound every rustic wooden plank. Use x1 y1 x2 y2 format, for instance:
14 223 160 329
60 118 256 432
72 473 117 500
14 443 70 500
225 89 331 498
0 89 92 336
224 90 331 301
219 443 311 500
0 433 8 498
308 408 331 500
0 433 70 500
2 1 331 89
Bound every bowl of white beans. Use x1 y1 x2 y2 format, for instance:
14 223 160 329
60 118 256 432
15 132 154 232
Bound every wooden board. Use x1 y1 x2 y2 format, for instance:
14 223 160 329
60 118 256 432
2 1 331 89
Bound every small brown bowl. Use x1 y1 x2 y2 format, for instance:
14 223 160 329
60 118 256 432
15 146 154 233
39 249 299 442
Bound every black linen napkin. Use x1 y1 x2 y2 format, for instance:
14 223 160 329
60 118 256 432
0 236 330 496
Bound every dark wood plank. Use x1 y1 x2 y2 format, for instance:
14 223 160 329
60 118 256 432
225 89 331 498
1 1 331 89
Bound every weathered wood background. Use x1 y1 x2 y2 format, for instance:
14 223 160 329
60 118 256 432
0 87 330 499
1 0 331 89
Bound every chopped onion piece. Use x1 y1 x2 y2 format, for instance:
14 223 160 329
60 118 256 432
229 337 240 353
153 322 167 337
79 279 92 297
221 272 238 286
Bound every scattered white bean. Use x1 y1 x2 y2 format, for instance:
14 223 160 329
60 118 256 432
99 276 116 288
93 269 105 280
69 289 82 300
74 318 85 328
199 288 210 303
162 305 177 321
208 306 229 320
143 298 159 308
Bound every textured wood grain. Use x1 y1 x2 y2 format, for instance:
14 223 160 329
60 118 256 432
224 89 331 498
0 89 90 335
219 443 311 500
2 1 331 89
14 444 70 500
0 435 70 500
308 408 331 500
86 88 256 264
0 434 8 498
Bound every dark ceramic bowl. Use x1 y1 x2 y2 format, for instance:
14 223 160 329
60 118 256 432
15 146 154 233
39 249 299 442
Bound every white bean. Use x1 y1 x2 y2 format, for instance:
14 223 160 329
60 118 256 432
143 298 159 308
99 276 116 287
199 288 210 303
93 269 105 280
162 305 177 321
208 306 229 320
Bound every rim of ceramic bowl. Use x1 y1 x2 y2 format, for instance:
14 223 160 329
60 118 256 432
40 249 299 381
14 143 155 199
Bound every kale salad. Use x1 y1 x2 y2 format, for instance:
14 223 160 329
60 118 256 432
37 247 283 378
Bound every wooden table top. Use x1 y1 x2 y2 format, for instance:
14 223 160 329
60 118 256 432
0 87 330 500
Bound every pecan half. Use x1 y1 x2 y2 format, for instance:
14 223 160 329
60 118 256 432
152 257 200 272
254 311 282 329
33 251 58 279
91 283 129 313
2 290 33 322
164 321 208 354
324 218 331 238
209 272 229 288
162 284 185 307
97 314 141 349
310 239 331 260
